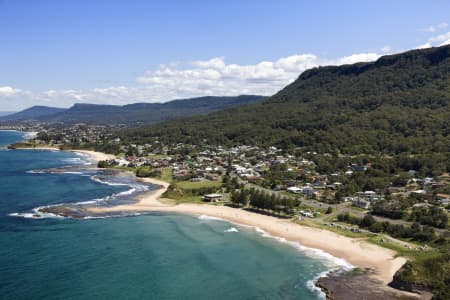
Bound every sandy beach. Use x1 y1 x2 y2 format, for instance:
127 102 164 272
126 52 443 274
86 179 406 285
68 149 115 162
13 146 115 163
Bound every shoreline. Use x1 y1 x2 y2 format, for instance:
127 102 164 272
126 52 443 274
86 180 406 286
10 142 414 296
11 145 115 163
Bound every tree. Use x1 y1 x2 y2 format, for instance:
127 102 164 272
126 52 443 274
361 214 375 228
230 190 240 206
369 222 384 233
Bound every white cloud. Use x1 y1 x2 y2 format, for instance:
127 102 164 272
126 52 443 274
420 22 448 33
1 51 382 110
0 86 22 97
334 53 380 65
136 52 380 100
416 29 450 48
381 45 392 53
429 31 450 42
415 42 432 49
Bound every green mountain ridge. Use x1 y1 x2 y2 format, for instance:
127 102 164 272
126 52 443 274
123 45 450 156
0 95 265 126
0 106 66 121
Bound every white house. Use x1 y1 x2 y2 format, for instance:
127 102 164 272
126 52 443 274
287 187 302 194
352 198 370 209
202 194 224 202
302 186 315 196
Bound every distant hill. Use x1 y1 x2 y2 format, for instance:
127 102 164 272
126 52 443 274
122 45 450 156
0 106 66 121
0 111 16 117
0 95 265 126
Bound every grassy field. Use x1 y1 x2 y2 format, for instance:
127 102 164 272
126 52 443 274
173 195 204 204
296 219 374 238
147 154 171 159
368 235 434 258
161 179 224 204
296 218 433 259
175 180 222 189
160 167 173 183
297 204 328 215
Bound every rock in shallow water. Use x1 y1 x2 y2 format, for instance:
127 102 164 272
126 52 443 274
315 268 430 300
40 206 87 218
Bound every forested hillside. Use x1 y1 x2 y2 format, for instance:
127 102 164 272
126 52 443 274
0 106 65 121
123 45 450 156
0 95 265 126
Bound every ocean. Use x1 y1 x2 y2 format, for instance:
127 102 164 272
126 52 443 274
0 130 342 300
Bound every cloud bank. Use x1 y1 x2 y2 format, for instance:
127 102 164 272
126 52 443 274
0 52 383 110
2 30 450 111
420 22 448 33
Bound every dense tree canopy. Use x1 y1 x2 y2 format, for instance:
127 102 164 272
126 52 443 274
122 45 450 157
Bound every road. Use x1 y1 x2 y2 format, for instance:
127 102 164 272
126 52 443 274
233 174 449 235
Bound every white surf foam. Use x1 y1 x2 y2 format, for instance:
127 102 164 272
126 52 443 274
90 175 129 186
62 157 82 163
197 214 226 222
9 180 150 220
26 170 86 175
26 170 46 174
305 270 331 299
8 207 65 219
250 226 353 298
81 212 149 220
116 188 137 196
192 215 353 298
61 171 84 174
251 226 353 269
224 227 239 233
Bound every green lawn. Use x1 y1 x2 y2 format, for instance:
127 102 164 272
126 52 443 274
174 195 204 204
368 235 434 259
176 180 222 189
297 219 432 257
162 179 224 204
297 219 374 238
347 206 369 212
160 167 173 183
297 204 328 215
147 154 171 159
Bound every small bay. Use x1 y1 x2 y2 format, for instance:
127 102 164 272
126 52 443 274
0 130 330 300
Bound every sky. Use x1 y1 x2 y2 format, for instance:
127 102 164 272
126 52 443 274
1 0 449 111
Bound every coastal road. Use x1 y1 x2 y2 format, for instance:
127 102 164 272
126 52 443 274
233 174 449 235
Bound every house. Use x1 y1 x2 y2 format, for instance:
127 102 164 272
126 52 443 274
202 194 224 202
424 177 435 185
412 203 434 208
203 173 220 181
287 187 302 194
436 194 450 206
352 198 370 209
411 190 427 195
436 193 449 200
302 186 315 196
439 198 450 206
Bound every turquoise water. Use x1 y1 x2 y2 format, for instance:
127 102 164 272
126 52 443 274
0 130 335 299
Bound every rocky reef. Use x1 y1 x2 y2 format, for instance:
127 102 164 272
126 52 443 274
315 268 432 300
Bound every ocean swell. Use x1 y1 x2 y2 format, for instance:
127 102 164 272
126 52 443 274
12 166 153 220
195 213 353 299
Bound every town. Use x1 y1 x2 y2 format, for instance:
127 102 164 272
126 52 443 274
9 123 450 245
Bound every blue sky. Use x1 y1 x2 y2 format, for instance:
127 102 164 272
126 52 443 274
1 0 449 110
